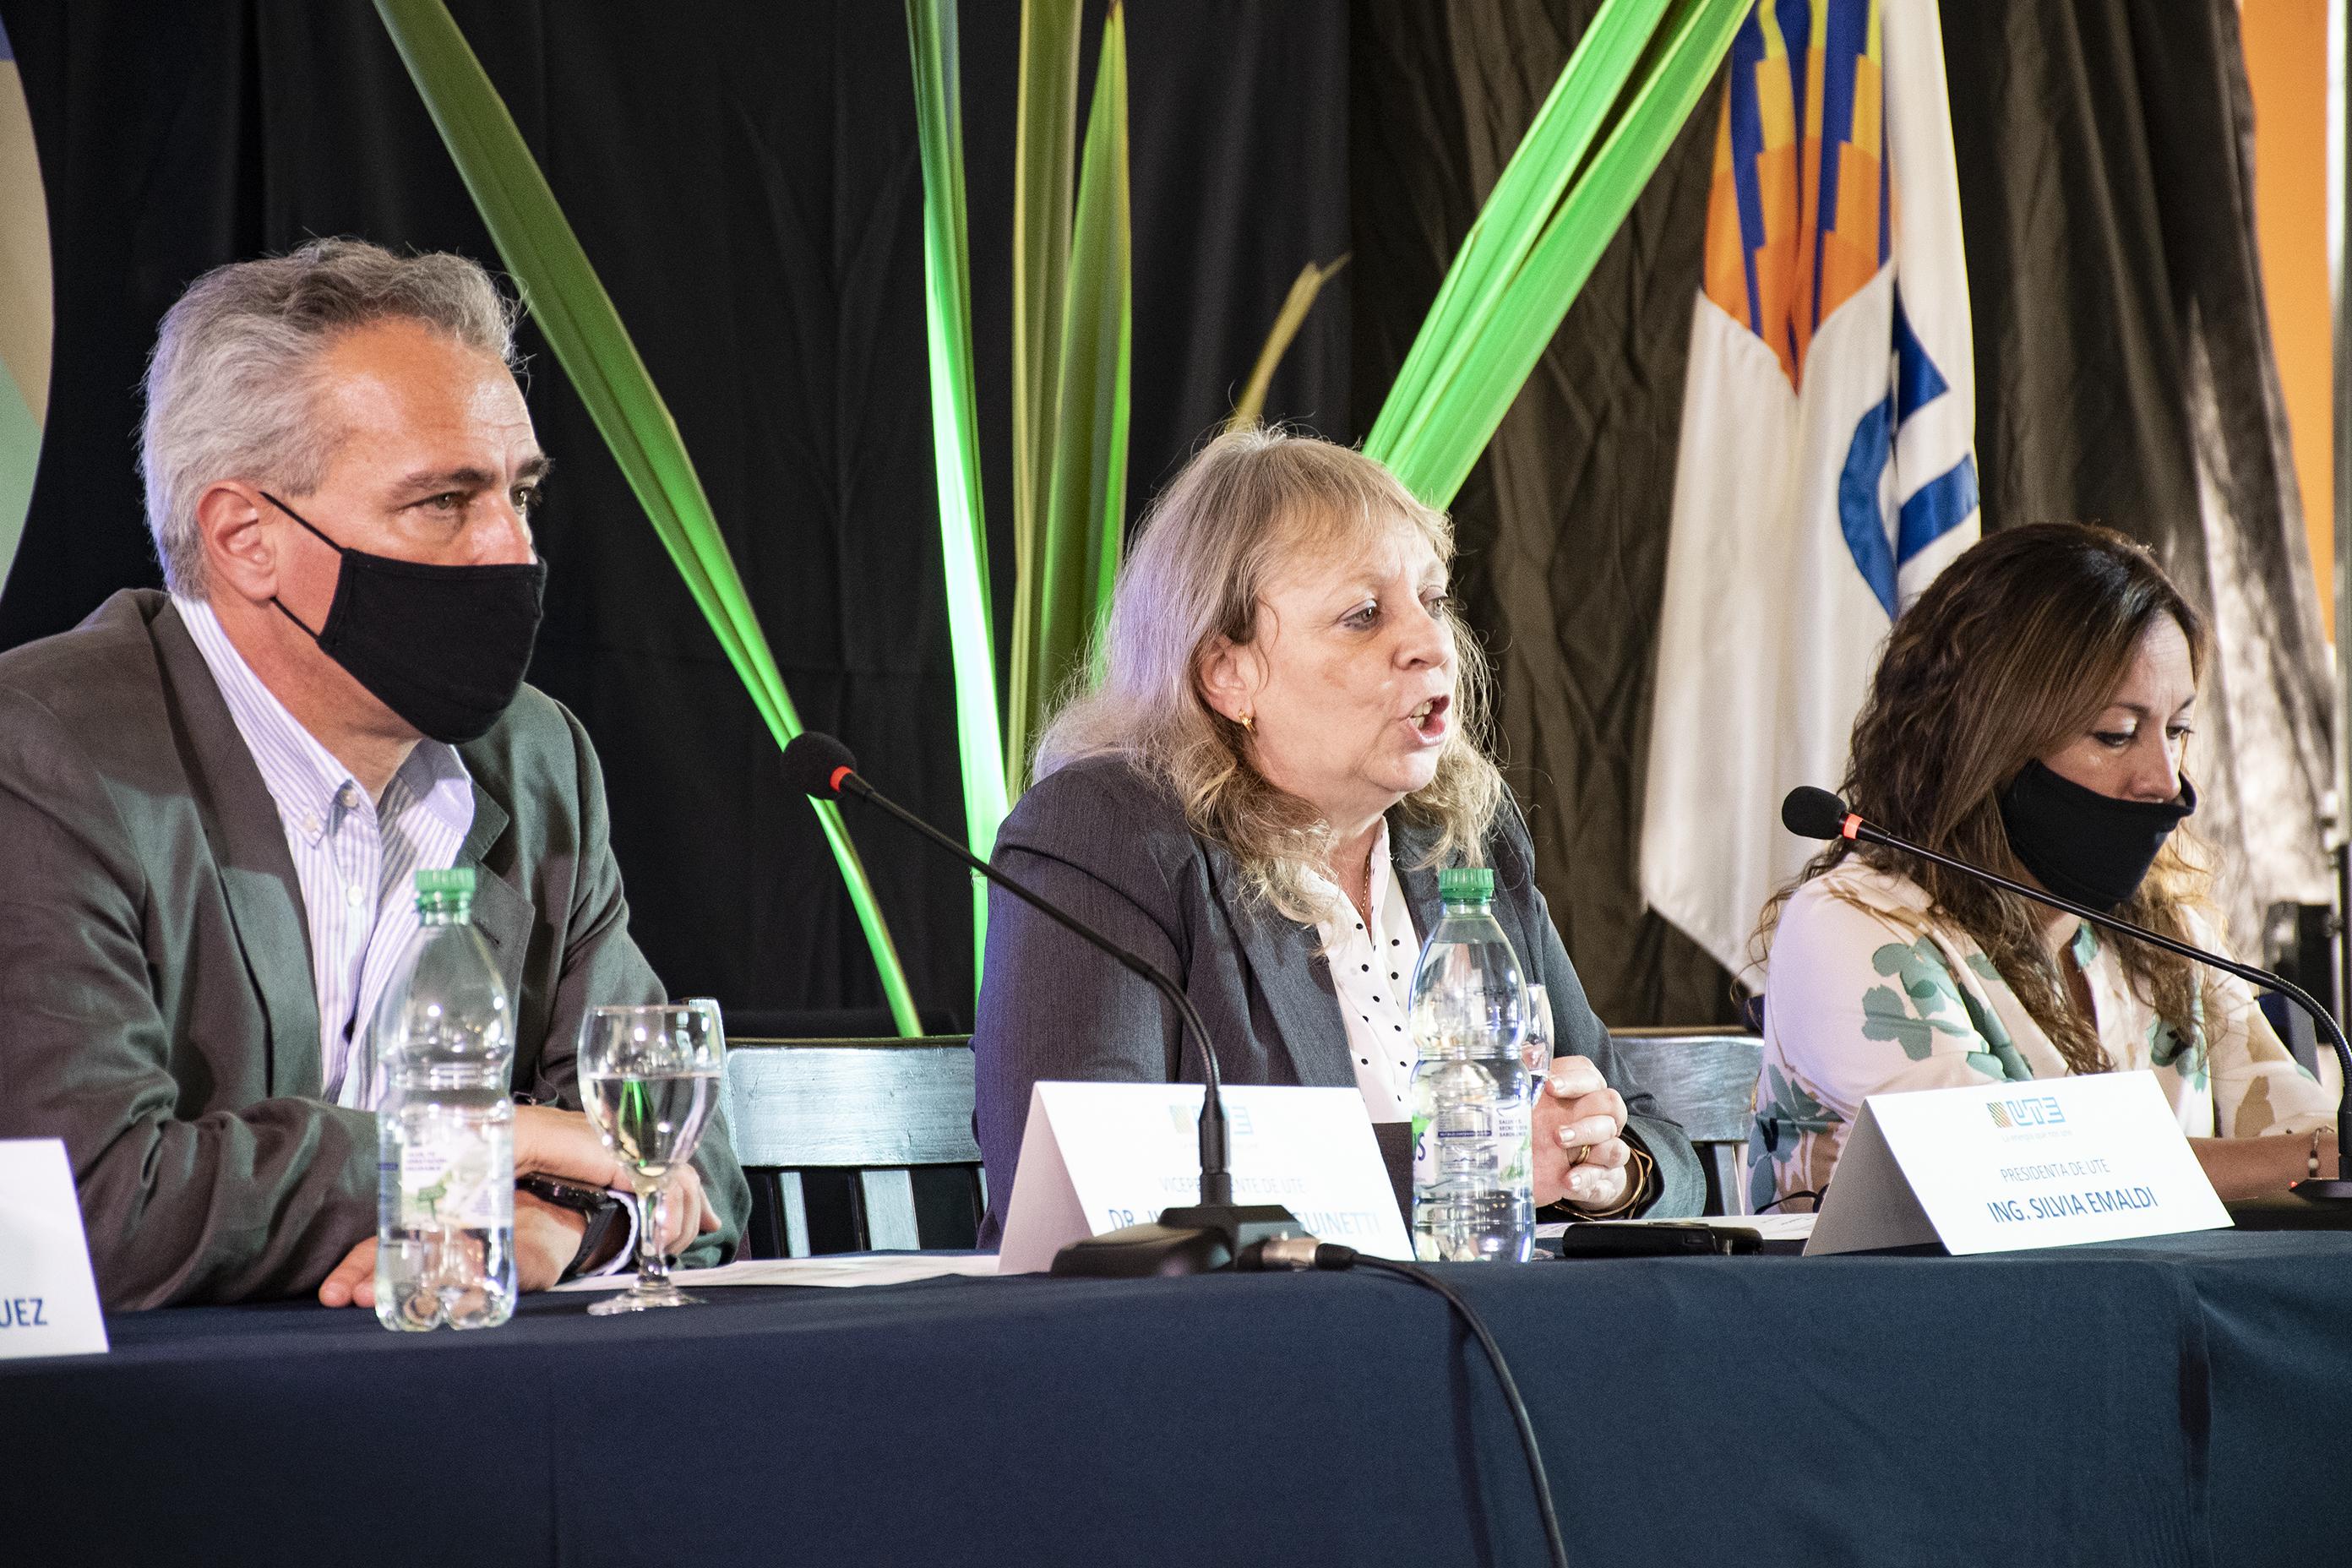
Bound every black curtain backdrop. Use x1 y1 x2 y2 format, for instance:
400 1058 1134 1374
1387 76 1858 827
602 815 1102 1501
1940 0 2335 945
0 0 2322 1035
0 0 1349 1032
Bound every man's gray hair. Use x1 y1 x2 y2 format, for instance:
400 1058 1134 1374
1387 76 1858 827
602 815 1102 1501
139 237 520 596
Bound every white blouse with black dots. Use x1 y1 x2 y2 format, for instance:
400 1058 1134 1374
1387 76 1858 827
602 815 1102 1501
1305 819 1424 1123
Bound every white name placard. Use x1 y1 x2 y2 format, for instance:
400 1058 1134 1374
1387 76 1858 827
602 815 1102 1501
0 1139 107 1359
998 1081 1412 1273
1805 1070 2229 1256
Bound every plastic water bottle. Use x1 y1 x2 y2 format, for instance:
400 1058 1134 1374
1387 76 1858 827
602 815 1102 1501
1406 866 1533 1262
369 867 518 1331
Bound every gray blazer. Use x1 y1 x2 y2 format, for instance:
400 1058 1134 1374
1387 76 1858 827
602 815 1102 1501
973 753 1703 1240
0 591 749 1307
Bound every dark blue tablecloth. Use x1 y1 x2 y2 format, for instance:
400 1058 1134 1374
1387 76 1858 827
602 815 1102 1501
3 1232 2347 1567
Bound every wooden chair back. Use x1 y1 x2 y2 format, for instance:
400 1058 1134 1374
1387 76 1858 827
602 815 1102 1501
1608 1029 1766 1216
719 1029 1766 1247
721 1036 983 1256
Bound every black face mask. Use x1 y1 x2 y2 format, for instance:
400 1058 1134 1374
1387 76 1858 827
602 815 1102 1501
1996 759 2196 913
262 492 547 745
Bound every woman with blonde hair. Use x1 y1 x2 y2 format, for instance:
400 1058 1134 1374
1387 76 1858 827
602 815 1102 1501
1749 523 2339 1211
972 428 1701 1241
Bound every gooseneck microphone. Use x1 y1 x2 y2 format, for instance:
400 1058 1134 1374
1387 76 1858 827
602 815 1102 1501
794 732 1570 1563
1783 786 2352 1207
786 731 1305 1273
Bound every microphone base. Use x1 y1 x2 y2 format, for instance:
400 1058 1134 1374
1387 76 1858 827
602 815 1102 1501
2228 1184 2352 1231
2289 1177 2352 1205
1048 1205 1307 1278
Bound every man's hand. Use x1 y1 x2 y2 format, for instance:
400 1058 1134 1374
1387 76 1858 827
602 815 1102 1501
656 1162 723 1258
318 1238 378 1309
513 1106 721 1256
514 1190 590 1292
319 1104 725 1306
514 1104 629 1188
1532 1055 1632 1211
318 1193 596 1307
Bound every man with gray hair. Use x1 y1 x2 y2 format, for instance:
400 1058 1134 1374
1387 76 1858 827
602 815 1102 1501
0 238 747 1308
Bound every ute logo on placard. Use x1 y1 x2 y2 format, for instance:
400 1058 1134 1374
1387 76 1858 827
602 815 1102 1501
1988 1097 2066 1131
1167 1104 1253 1137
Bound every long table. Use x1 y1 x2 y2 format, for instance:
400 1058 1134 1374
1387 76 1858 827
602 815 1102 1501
4 1232 2348 1566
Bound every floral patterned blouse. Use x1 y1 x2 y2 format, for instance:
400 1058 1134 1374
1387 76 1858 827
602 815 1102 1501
1747 859 2340 1214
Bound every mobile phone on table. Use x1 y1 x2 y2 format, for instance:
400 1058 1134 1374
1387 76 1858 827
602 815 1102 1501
1554 1221 1761 1257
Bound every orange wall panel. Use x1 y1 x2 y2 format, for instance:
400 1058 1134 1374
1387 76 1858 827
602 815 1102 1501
2242 0 2333 628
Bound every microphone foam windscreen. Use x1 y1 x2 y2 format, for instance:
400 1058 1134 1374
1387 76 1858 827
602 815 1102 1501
783 731 858 799
1781 786 1850 841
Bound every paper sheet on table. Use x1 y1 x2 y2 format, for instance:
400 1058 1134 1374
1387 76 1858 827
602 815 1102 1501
551 1253 1001 1292
1536 1213 1816 1243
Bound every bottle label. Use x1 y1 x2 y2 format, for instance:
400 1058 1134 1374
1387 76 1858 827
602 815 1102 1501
1412 1099 1531 1191
398 1121 513 1230
1497 1098 1531 1186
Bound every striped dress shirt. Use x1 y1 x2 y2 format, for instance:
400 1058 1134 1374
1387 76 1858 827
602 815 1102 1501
177 596 476 1109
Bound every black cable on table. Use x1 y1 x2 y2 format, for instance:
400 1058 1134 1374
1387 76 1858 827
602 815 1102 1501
1243 1239 1571 1568
1753 1188 1821 1215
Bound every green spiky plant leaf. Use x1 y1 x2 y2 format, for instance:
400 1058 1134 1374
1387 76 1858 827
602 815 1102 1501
1367 0 1749 507
906 0 1013 980
1228 254 1348 433
1026 3 1130 765
1005 2 1130 787
374 0 920 1033
906 0 1129 999
1005 0 1082 791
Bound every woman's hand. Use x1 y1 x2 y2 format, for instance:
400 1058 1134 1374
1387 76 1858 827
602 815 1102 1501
1533 1055 1632 1211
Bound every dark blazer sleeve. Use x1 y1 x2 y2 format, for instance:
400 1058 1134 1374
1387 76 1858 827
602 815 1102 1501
513 700 749 1268
0 690 378 1309
972 763 1196 1236
1494 804 1705 1219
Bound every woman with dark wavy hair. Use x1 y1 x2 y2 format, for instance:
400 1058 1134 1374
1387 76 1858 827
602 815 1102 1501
1747 523 2338 1211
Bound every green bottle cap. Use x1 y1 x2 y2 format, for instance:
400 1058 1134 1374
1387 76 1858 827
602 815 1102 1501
413 868 476 918
1439 866 1494 904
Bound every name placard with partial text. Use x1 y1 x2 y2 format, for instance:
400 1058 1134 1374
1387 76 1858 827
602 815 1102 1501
1805 1071 2229 1257
0 1139 107 1359
998 1081 1411 1272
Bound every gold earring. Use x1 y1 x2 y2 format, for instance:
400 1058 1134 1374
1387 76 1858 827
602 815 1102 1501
1236 711 1255 732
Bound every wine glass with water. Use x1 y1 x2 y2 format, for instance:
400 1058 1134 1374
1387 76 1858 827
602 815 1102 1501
578 1001 724 1314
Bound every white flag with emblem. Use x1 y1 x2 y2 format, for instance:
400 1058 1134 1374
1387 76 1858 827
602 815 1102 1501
1642 0 1979 978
